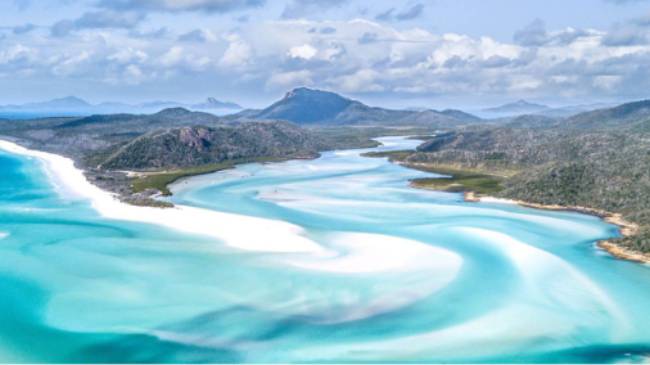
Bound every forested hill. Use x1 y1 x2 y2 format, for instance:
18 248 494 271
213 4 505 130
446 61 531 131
391 99 650 255
100 122 323 170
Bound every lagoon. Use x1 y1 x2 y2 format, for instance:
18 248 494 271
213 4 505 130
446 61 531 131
0 136 649 363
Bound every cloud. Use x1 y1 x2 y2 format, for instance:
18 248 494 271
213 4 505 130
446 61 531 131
178 29 217 43
514 20 596 47
288 44 318 59
6 14 650 103
51 10 144 37
129 27 168 39
317 26 337 34
375 8 395 22
358 32 379 44
395 3 425 21
266 70 313 89
514 19 547 46
99 0 265 13
107 48 148 64
375 3 425 22
13 23 36 35
281 0 347 19
219 33 252 67
12 0 31 11
0 44 35 65
603 0 650 3
601 26 648 45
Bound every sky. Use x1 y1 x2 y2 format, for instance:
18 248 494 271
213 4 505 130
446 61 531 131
1 0 650 109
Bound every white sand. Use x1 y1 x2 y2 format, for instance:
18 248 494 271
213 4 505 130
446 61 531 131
279 232 462 323
0 140 323 253
287 232 462 274
477 196 517 204
0 139 463 284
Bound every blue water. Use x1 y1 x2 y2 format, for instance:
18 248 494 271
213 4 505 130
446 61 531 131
1 136 649 363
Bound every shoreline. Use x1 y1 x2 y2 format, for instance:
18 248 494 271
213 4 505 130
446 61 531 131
0 138 470 281
463 191 649 265
0 139 326 254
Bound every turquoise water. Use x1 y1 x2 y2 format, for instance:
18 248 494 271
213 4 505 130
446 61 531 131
1 136 650 363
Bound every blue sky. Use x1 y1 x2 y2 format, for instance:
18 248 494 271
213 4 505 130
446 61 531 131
1 0 650 109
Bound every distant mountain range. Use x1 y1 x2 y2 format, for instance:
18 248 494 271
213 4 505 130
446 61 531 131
483 100 550 115
230 87 482 126
0 88 619 125
0 96 243 118
480 99 615 118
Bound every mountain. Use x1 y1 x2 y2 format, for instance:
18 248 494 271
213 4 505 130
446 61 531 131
99 121 322 170
483 100 550 116
55 108 221 132
246 87 482 126
0 107 224 161
439 109 482 122
0 96 93 116
0 96 243 117
504 114 558 129
255 87 358 124
564 99 650 130
536 102 615 118
191 97 242 110
25 96 91 110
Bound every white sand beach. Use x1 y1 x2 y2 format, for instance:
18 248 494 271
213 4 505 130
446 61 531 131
0 139 323 254
0 140 465 282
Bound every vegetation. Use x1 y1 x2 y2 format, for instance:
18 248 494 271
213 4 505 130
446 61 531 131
393 116 650 254
310 125 440 150
361 150 415 160
410 170 505 195
363 151 513 195
99 122 321 170
407 135 436 141
4 92 650 256
130 156 288 196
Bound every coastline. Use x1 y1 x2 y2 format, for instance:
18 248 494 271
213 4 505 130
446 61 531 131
463 191 649 265
0 138 469 281
3 136 647 264
0 139 325 254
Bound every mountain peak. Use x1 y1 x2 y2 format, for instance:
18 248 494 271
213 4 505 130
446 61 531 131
484 99 550 115
154 107 192 116
513 99 541 107
194 97 242 110
258 87 356 124
55 95 89 103
284 87 348 100
42 96 91 108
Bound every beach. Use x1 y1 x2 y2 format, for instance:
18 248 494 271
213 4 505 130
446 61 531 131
463 191 649 264
0 138 467 279
0 139 323 254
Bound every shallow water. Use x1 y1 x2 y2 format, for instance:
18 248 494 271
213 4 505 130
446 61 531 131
0 136 649 363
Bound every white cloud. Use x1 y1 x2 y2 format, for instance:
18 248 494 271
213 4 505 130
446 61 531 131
0 44 34 64
288 44 317 59
266 69 313 89
160 46 184 66
593 75 622 90
334 69 384 92
98 0 265 13
219 33 252 67
3 13 650 102
52 51 91 76
107 48 148 64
